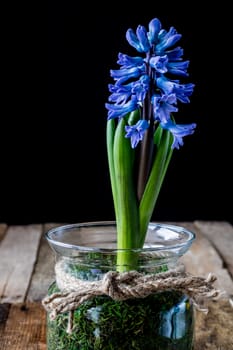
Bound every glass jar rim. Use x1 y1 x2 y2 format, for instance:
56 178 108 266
45 221 195 255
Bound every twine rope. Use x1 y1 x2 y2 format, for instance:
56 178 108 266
42 261 222 332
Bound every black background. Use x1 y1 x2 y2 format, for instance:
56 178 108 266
1 2 232 225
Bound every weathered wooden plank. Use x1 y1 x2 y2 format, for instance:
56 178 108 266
27 223 63 302
0 223 7 242
0 302 46 350
0 303 10 337
194 299 233 350
179 222 233 297
0 225 43 303
194 220 233 279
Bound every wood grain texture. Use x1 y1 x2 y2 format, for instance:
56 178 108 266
0 303 10 337
27 223 62 302
0 225 43 303
194 220 233 279
0 302 46 350
179 222 233 297
194 299 233 350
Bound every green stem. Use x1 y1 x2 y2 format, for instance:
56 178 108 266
139 130 173 247
136 125 154 201
113 118 139 271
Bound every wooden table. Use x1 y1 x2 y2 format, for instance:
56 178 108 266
0 221 233 349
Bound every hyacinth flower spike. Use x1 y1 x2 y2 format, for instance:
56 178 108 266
105 17 196 271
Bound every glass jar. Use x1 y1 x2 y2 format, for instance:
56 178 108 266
43 221 195 350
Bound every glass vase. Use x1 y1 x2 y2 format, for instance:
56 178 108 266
43 221 195 350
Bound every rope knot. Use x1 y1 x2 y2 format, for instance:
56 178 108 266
102 271 120 299
102 271 142 300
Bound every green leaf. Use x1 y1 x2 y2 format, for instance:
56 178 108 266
113 118 140 270
153 124 163 146
139 130 173 246
128 109 140 126
106 119 119 221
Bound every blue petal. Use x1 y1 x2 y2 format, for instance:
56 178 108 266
131 75 150 103
136 25 150 52
125 119 149 148
149 55 168 73
160 119 196 149
108 83 133 104
167 60 190 76
106 97 138 120
126 28 144 53
110 66 141 79
157 76 195 102
117 53 144 68
157 76 175 94
148 18 162 45
156 27 182 53
166 47 184 61
152 93 178 123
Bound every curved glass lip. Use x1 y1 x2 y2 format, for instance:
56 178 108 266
45 221 196 253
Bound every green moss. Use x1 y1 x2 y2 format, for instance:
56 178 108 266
47 283 194 350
